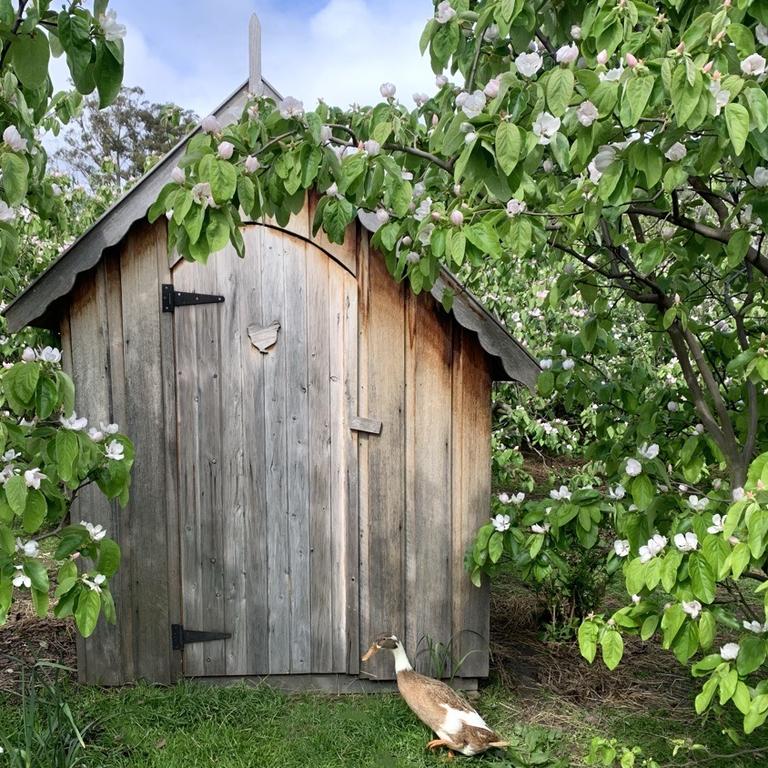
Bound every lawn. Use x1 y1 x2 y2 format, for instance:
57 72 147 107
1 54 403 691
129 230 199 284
2 579 768 767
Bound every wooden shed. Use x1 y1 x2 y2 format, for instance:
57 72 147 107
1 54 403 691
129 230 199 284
6 33 538 691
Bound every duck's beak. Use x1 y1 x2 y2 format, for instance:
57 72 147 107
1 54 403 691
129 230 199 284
361 643 380 662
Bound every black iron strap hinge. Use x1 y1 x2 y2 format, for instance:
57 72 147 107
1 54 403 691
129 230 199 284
162 284 225 313
171 624 232 651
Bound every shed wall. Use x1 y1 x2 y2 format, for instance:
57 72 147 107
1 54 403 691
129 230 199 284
62 213 491 685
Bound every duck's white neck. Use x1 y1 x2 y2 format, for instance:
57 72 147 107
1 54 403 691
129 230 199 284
392 644 413 673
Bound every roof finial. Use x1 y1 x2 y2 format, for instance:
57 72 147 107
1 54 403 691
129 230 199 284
249 13 262 95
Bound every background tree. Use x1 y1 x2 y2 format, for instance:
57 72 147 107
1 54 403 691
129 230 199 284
55 86 197 190
152 0 768 734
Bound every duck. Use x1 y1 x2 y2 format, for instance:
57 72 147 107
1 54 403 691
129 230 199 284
362 633 509 757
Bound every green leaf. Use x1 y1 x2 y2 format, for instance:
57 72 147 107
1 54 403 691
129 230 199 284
31 587 48 618
737 635 767 676
578 619 599 663
689 553 716 603
24 559 48 592
57 371 75 416
725 103 750 155
10 31 50 89
745 86 768 133
488 530 504 563
699 611 716 649
1 152 29 207
726 229 751 268
5 474 28 515
538 370 554 397
22 489 46 534
94 41 123 108
620 76 654 127
495 122 522 175
640 614 659 641
546 67 574 116
601 628 624 670
75 588 101 637
55 429 79 484
630 474 654 509
695 676 718 714
209 160 238 204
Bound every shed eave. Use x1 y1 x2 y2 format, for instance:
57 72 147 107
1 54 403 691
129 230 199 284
4 76 282 333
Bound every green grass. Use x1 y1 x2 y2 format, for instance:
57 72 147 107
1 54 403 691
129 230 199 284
0 682 565 768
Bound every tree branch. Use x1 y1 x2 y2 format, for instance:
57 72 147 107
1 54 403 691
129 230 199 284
381 142 453 173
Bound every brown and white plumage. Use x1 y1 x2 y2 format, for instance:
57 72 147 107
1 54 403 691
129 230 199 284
362 634 508 757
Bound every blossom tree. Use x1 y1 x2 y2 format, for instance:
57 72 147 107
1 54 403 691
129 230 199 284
153 0 768 731
0 1 133 637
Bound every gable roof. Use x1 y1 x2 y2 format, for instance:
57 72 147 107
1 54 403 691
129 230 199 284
4 80 539 389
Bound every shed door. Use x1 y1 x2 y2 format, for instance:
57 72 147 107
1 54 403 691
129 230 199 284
172 225 358 678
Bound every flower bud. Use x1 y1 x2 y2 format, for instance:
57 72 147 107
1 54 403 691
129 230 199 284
453 184 461 196
375 208 390 225
401 235 412 247
217 141 235 160
625 52 638 68
363 139 381 156
380 82 396 99
21 347 36 362
483 77 500 98
702 60 713 73
465 131 477 143
596 49 608 65
435 74 448 88
201 114 221 134
450 210 464 226
245 155 261 173
171 166 186 185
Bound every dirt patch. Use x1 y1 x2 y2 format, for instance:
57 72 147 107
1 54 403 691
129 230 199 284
0 592 77 693
488 579 695 717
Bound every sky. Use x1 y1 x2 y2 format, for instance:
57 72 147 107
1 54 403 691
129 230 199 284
89 0 440 117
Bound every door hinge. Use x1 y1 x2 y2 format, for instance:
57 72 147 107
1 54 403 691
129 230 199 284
162 284 225 313
171 623 232 651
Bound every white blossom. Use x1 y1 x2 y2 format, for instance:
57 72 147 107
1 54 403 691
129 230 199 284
191 182 214 208
413 92 429 107
363 139 381 156
509 492 525 504
720 642 740 661
319 125 333 144
456 90 486 118
0 201 15 222
380 82 397 99
639 443 659 460
639 534 667 563
555 42 579 64
613 539 630 557
105 440 125 461
562 358 575 370
515 51 543 78
674 531 699 552
201 115 221 134
245 155 261 173
609 484 626 500
435 1 456 24
100 422 119 435
88 427 105 442
60 411 87 431
707 513 725 534
549 485 571 501
217 141 234 160
3 125 27 153
576 100 598 127
741 53 767 76
599 65 624 82
570 25 582 40
733 487 746 502
81 521 107 542
375 208 390 225
682 600 702 619
16 538 39 558
21 346 36 362
506 198 526 216
2 449 19 462
171 166 186 185
99 9 126 41
82 573 107 593
743 620 768 634
748 167 768 188
279 97 305 119
12 565 31 589
23 467 46 489
483 24 499 42
687 494 709 512
758 24 768 46
665 142 687 162
631 594 641 604
625 458 642 476
532 112 560 144
531 522 551 534
539 358 553 370
667 401 678 412
491 513 511 532
483 78 501 99
435 74 449 88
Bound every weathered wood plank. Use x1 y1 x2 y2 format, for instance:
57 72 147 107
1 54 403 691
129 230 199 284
342 268 359 675
451 328 491 678
239 226 269 675
349 416 381 435
119 221 172 682
359 251 406 680
282 234 311 674
68 264 123 684
307 245 333 673
261 228 291 673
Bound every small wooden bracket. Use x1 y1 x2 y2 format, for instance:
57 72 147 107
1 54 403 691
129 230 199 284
248 321 280 353
350 416 382 435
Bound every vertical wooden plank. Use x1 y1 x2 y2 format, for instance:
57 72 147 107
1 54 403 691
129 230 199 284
359 251 406 681
406 292 454 676
307 247 333 673
262 229 291 673
173 258 203 677
68 264 123 685
240 226 269 675
451 328 491 678
154 228 182 683
343 267 359 675
283 235 311 673
218 247 247 676
119 222 172 683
